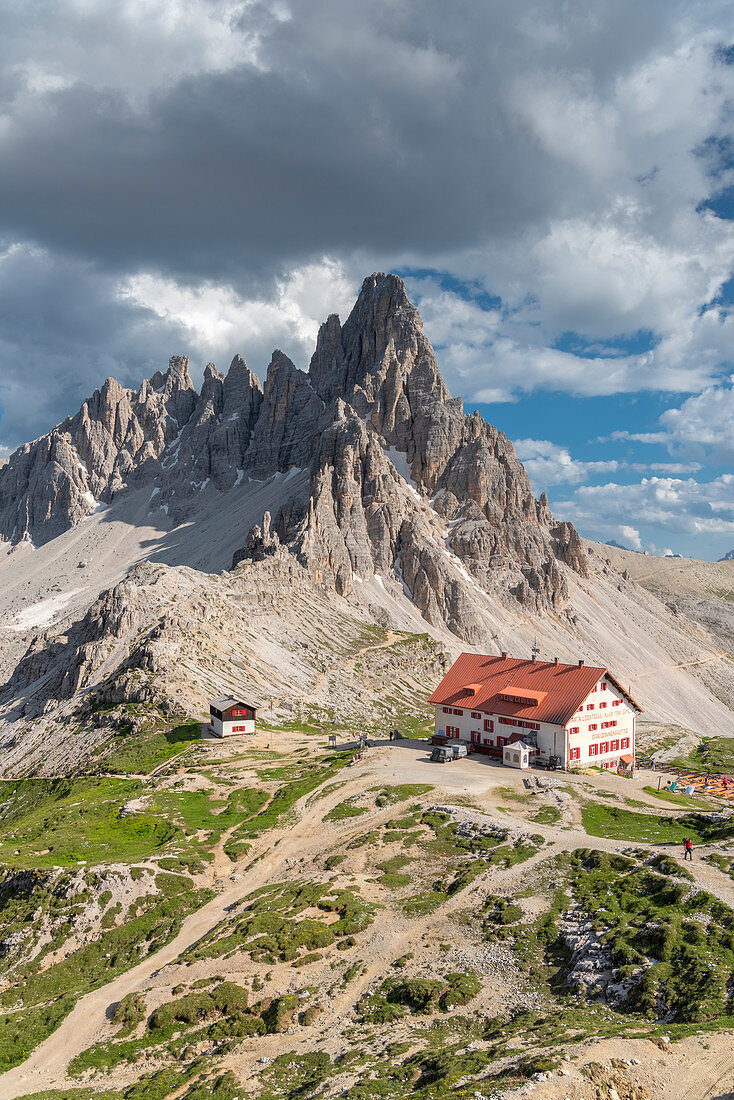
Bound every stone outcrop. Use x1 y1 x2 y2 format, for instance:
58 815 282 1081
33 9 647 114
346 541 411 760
0 272 589 640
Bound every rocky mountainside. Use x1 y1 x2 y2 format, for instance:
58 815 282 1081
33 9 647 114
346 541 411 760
0 274 585 643
2 274 734 775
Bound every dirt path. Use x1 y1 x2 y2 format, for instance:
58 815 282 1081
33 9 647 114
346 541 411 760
4 749 734 1098
630 651 728 680
304 630 402 703
0 762 412 1097
693 1045 734 1100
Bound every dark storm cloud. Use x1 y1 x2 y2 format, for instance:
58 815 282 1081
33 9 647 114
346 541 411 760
0 0 732 453
0 0 698 280
0 244 189 451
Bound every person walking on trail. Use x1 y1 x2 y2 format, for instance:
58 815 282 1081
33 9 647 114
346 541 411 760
684 838 694 861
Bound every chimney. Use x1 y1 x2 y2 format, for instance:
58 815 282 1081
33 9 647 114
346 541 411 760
578 659 585 667
501 651 508 660
554 657 559 664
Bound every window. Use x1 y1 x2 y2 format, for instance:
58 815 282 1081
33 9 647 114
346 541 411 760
452 708 463 716
611 739 619 751
570 746 580 761
599 701 607 709
587 703 594 710
600 741 609 753
446 725 460 738
232 708 248 717
621 737 630 749
601 683 607 690
498 692 539 706
589 723 598 731
231 724 248 732
442 706 450 713
483 737 492 745
471 711 481 719
589 744 598 756
484 719 493 732
569 726 579 734
612 699 621 706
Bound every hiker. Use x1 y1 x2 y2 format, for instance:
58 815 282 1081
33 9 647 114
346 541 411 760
651 757 656 771
684 838 694 862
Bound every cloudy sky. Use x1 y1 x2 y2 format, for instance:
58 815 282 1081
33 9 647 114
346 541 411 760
0 0 732 559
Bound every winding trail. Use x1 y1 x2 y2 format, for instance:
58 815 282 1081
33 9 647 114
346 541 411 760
3 748 734 1097
303 630 402 704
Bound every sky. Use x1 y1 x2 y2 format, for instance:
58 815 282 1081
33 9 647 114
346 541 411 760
0 1 732 560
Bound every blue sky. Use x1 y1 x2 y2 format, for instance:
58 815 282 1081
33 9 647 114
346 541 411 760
0 1 732 560
399 259 734 559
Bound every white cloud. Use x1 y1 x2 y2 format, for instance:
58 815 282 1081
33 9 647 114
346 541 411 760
628 462 703 475
597 430 669 444
117 258 355 371
2 1 270 105
619 525 643 551
660 375 734 461
514 438 619 488
595 376 734 464
0 0 733 449
557 474 734 544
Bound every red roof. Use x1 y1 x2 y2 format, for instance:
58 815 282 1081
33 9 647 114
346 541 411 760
429 653 643 727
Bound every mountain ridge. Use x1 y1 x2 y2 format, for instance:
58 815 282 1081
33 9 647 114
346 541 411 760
0 273 586 642
1 274 733 777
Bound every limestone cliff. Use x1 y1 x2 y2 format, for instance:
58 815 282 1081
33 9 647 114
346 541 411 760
0 273 588 640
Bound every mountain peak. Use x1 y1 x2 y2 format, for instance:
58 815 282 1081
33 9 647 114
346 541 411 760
0 273 588 638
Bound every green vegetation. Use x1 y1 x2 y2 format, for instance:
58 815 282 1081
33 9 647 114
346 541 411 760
152 785 268 863
0 778 177 867
0 876 212 1073
373 784 433 807
0 773 271 868
377 854 413 887
358 972 481 1022
113 992 147 1035
673 736 734 775
481 894 523 926
581 802 734 845
643 785 717 810
231 753 351 841
532 805 562 824
323 799 368 821
70 981 269 1075
531 849 734 1025
183 880 376 965
97 715 203 775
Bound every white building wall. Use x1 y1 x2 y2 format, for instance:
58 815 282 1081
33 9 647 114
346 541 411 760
435 674 638 770
434 705 562 761
210 716 255 738
565 677 635 769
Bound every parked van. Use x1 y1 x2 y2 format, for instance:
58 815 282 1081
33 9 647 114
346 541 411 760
429 742 468 763
449 742 468 759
